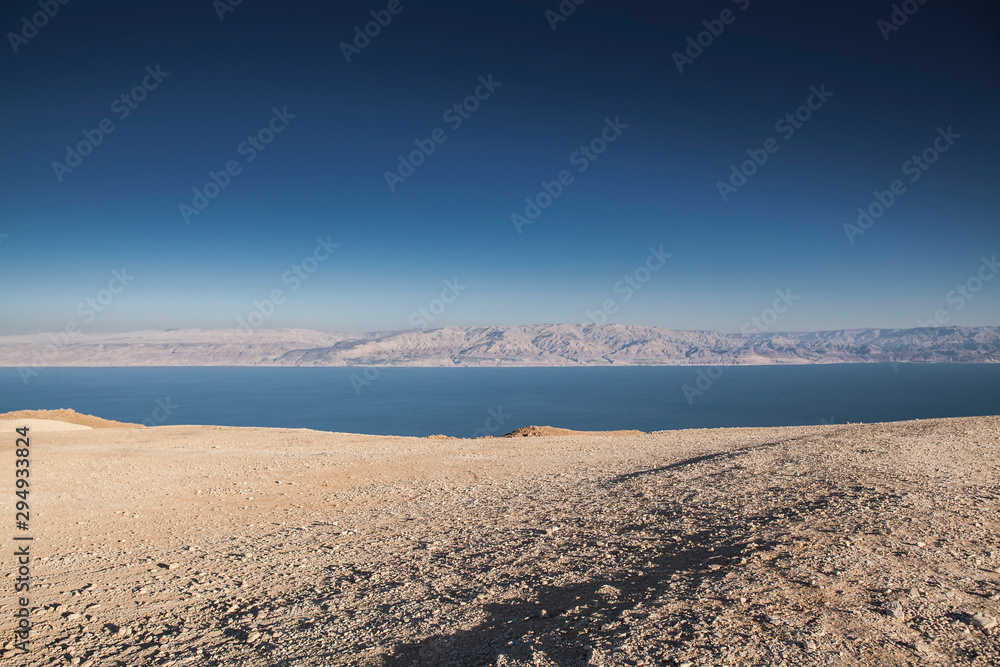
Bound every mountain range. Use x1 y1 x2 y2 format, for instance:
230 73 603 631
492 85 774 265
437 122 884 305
2 324 998 368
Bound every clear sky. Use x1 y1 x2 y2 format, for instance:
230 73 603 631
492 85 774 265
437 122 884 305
1 0 998 335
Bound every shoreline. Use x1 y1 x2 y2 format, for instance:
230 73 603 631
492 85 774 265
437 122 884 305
4 408 1000 439
3 360 1000 369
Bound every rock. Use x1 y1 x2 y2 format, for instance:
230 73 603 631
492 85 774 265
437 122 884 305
245 631 261 644
532 650 560 666
970 613 997 630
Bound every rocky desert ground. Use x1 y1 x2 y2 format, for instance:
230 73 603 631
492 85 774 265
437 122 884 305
1 411 998 666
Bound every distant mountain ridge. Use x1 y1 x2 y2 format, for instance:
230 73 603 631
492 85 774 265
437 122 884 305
1 324 998 368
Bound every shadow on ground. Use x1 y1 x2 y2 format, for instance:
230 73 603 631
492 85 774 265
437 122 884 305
378 437 838 666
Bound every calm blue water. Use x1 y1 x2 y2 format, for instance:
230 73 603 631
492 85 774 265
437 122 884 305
1 365 997 437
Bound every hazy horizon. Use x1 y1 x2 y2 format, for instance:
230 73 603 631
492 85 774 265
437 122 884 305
4 322 1000 339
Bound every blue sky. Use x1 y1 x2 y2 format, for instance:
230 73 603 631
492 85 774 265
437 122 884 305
1 0 998 334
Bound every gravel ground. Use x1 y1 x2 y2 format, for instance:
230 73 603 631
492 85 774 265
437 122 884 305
1 415 998 666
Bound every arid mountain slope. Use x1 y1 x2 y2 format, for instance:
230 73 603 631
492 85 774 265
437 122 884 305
1 324 997 368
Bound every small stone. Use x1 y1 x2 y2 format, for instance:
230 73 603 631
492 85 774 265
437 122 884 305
916 541 926 547
914 641 930 653
971 613 997 630
245 631 260 644
804 639 818 652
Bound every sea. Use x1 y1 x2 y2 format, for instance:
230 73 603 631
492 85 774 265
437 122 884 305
1 364 997 437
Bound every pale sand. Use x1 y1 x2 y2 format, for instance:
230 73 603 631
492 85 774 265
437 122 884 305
0 409 144 429
0 419 93 433
0 414 998 666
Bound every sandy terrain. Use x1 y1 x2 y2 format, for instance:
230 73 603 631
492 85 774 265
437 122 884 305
0 410 143 429
1 414 998 666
